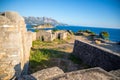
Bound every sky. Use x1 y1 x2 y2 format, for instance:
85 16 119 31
0 0 120 28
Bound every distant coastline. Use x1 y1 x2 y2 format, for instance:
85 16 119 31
27 25 120 42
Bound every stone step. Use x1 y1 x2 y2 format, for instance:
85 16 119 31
48 67 119 80
21 67 64 80
21 67 120 80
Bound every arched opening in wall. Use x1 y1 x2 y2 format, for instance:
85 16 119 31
58 33 61 39
0 13 5 16
41 36 44 41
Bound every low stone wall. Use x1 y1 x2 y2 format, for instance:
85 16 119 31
73 40 120 71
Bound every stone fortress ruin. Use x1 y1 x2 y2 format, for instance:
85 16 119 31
36 30 68 41
0 11 120 80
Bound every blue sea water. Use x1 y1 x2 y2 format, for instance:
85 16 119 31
26 25 120 42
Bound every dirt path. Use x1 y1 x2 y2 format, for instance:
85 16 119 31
55 35 120 54
49 36 91 53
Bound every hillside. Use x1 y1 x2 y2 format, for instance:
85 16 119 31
33 23 54 29
24 17 68 26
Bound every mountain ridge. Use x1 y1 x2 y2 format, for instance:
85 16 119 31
23 16 68 26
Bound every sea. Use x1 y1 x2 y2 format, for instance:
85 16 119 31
27 25 120 42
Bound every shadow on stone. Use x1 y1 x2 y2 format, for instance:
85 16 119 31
10 62 36 80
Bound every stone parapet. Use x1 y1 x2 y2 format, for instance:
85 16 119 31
73 40 120 71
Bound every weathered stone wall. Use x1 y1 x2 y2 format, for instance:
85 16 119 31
0 11 34 80
36 30 53 41
55 30 67 40
73 40 120 71
60 32 67 40
36 30 68 41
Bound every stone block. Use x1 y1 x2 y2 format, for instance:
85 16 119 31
31 67 64 80
49 67 119 80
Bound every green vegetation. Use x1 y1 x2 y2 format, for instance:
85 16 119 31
34 29 39 32
30 36 89 73
32 39 67 48
99 31 109 40
53 39 67 44
52 28 59 32
69 54 82 64
32 40 54 48
69 54 91 68
30 39 68 73
78 30 83 32
30 48 64 73
78 29 95 35
76 30 110 41
85 30 95 35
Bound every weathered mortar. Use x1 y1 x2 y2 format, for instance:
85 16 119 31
0 11 36 80
73 40 120 71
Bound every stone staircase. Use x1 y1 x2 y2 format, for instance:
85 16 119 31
20 67 120 80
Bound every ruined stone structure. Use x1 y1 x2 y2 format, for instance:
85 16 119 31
73 40 120 71
36 30 54 41
55 30 68 40
0 11 36 80
36 30 68 41
1 11 120 80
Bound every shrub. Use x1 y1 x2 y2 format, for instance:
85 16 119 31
52 28 59 32
99 31 109 40
35 29 39 32
85 30 95 35
78 30 83 32
77 30 95 35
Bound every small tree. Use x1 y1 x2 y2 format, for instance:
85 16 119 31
52 28 59 32
99 31 109 40
78 30 83 32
